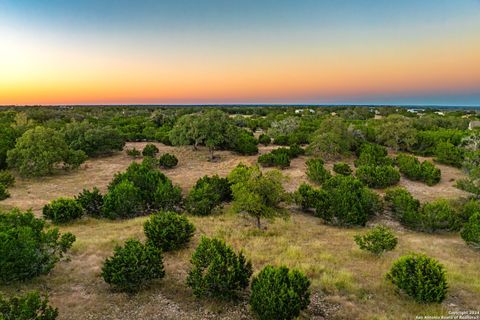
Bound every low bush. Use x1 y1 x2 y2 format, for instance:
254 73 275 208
396 154 441 186
258 151 290 169
153 181 183 212
459 198 480 222
0 209 75 283
186 237 252 299
142 143 159 157
354 225 398 255
102 180 143 219
386 254 448 303
258 146 304 169
295 183 323 211
158 153 178 168
101 239 165 292
461 212 480 248
0 291 58 320
355 143 392 167
315 175 383 226
126 148 141 158
0 170 15 187
434 141 464 167
419 199 461 233
42 198 84 224
333 162 352 176
250 265 310 320
185 175 231 215
287 144 305 158
0 184 9 201
420 161 441 186
258 133 271 145
75 187 103 217
228 130 259 155
384 187 421 228
104 162 182 217
306 158 331 184
144 211 195 251
356 165 400 188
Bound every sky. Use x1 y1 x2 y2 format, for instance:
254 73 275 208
0 0 479 106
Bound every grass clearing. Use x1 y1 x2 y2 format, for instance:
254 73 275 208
0 143 478 319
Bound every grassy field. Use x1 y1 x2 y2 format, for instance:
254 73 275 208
1 143 478 319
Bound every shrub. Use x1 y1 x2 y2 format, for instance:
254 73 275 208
333 162 352 176
126 148 141 158
185 175 231 216
419 199 461 233
63 149 88 170
250 265 310 320
153 181 183 212
186 237 252 299
355 165 400 188
396 153 422 179
461 212 480 248
185 184 220 216
42 198 84 224
396 154 441 186
258 151 290 169
228 129 259 155
459 199 480 222
295 183 324 211
354 225 398 255
306 158 331 184
0 184 9 201
384 188 421 228
355 143 392 167
258 133 271 145
273 135 289 145
0 170 15 187
315 175 382 226
144 211 195 251
158 153 178 168
102 180 142 219
420 161 441 186
0 291 58 320
434 141 464 167
101 239 165 292
75 187 103 217
142 143 159 157
105 161 182 216
0 209 75 283
386 254 448 303
287 144 305 158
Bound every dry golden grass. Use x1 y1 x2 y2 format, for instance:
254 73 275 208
1 143 478 319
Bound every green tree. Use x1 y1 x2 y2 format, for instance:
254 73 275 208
63 121 125 157
186 237 252 299
307 117 353 160
376 115 417 151
0 209 75 283
0 291 58 320
7 126 85 177
228 164 287 228
250 265 310 320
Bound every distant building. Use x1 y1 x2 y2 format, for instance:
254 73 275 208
295 109 315 114
469 121 480 130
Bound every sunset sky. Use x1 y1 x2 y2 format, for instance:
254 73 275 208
0 0 479 106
